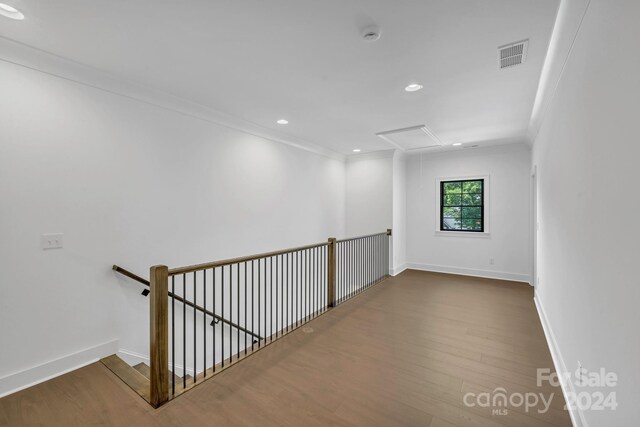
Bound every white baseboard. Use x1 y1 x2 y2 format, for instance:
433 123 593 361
0 339 119 399
406 262 531 284
391 263 408 276
534 295 586 427
118 349 196 377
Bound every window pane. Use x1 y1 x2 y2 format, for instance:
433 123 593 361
442 218 461 230
443 193 462 206
461 207 481 218
443 182 462 194
443 207 461 218
462 218 483 231
462 193 482 206
463 180 482 193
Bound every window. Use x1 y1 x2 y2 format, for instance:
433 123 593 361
440 179 484 232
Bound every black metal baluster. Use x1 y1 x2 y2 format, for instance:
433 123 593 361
236 262 239 361
313 247 317 317
182 273 186 389
244 262 247 356
298 251 301 327
370 236 373 286
263 258 266 342
304 249 311 322
203 270 206 378
258 259 261 348
172 275 175 395
348 240 352 299
193 271 196 383
365 237 368 289
376 235 379 281
276 255 282 339
288 252 291 332
221 267 224 368
337 243 341 304
376 236 382 280
364 238 368 289
293 251 297 327
359 238 362 293
252 260 255 352
348 241 351 298
269 257 273 341
323 246 326 309
340 243 343 303
213 268 216 372
362 238 365 291
285 252 289 332
356 239 359 294
228 265 231 365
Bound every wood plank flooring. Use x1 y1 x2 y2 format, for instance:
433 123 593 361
0 270 571 426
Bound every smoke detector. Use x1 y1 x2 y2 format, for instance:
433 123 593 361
362 25 381 41
498 39 529 69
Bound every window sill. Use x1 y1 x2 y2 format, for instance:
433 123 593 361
434 231 491 238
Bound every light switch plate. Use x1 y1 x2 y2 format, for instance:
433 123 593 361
41 233 63 250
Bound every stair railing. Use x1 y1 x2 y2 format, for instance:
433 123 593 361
117 229 391 408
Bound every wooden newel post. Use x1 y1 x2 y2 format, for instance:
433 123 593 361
149 265 169 408
327 237 337 308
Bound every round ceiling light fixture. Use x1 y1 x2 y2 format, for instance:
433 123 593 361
452 143 462 146
352 149 361 153
0 3 24 20
276 119 289 125
405 83 423 92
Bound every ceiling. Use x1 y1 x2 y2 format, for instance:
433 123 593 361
0 0 560 156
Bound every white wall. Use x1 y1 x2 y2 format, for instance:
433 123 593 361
531 1 640 425
0 58 345 396
406 145 531 282
345 152 393 237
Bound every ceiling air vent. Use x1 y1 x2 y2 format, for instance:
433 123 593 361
376 125 443 151
498 39 528 69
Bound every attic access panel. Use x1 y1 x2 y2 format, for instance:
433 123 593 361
376 125 443 151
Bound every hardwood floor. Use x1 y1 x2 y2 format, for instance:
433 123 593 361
0 270 571 426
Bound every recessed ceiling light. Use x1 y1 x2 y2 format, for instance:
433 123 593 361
452 143 462 146
353 149 361 153
276 119 288 125
0 3 24 20
404 83 423 92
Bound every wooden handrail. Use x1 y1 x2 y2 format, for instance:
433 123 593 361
335 231 389 243
113 265 149 286
168 241 329 275
113 265 262 340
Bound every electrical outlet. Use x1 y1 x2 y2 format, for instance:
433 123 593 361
41 233 63 250
489 258 495 265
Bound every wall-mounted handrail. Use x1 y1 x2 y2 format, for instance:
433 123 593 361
113 265 262 341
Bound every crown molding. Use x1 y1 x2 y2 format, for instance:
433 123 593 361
346 149 396 162
0 36 345 162
527 0 592 145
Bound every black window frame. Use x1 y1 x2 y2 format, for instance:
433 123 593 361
440 179 485 233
